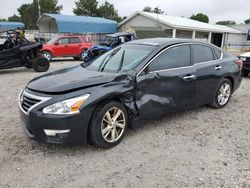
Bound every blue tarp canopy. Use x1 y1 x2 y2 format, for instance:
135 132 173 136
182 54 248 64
37 13 117 34
0 22 24 30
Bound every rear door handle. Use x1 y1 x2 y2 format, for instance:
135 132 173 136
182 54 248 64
183 75 196 81
64 45 68 47
214 65 222 70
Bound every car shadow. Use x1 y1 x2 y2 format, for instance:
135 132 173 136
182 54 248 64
51 58 82 62
0 67 34 74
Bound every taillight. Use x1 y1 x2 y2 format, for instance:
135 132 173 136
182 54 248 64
234 59 243 70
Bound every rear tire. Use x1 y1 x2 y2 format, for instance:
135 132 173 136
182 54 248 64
241 70 249 77
209 78 232 109
33 58 50 72
89 101 128 149
25 62 33 69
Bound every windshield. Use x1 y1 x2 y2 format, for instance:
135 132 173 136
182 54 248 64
100 36 114 46
47 36 59 44
86 44 155 73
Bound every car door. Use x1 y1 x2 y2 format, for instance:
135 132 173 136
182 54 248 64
135 44 197 119
192 44 223 105
53 37 70 57
68 37 82 55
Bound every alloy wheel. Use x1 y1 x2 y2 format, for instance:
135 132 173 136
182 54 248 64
217 83 231 106
101 107 126 143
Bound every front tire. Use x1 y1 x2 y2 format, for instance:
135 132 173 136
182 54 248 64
209 78 232 109
41 51 52 61
33 57 50 72
89 101 128 148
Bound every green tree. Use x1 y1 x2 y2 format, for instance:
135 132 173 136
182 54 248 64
143 6 164 14
73 0 99 16
245 18 250 24
97 1 121 22
0 18 7 22
190 13 209 23
8 14 22 22
18 4 33 29
143 6 153 12
216 20 236 25
73 0 123 22
18 0 62 29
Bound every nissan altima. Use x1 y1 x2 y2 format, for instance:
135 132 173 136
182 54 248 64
19 38 242 148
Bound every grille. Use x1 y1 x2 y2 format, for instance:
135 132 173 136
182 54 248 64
21 94 41 113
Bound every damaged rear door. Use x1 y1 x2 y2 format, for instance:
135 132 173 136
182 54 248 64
135 44 196 119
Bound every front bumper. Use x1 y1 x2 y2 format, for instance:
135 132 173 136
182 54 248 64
18 90 95 144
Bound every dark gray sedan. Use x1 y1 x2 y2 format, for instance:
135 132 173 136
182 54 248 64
19 38 242 148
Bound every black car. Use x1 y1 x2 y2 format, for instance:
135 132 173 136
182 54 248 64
0 29 50 72
19 38 242 148
239 52 250 77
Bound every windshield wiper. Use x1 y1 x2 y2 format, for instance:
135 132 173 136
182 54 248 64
99 48 120 72
117 50 125 73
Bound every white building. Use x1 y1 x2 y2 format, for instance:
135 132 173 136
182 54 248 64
118 12 242 49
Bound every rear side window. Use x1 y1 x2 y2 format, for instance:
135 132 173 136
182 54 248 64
192 44 214 63
69 37 81 44
148 45 191 72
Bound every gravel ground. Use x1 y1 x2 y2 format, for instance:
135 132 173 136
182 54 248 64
0 59 249 188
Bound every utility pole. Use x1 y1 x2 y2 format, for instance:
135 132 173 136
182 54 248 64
38 0 41 18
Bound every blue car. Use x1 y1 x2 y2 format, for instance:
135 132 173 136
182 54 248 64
83 32 136 62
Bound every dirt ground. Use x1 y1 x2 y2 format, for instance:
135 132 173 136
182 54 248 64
0 59 249 188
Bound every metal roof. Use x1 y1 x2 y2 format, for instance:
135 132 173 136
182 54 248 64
119 12 241 34
38 13 117 33
0 22 24 30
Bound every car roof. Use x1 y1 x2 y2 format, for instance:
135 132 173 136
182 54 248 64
106 32 134 37
128 38 213 47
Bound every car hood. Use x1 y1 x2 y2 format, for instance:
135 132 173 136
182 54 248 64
90 45 111 51
240 52 250 57
27 65 118 93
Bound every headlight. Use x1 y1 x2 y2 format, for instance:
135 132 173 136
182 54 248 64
43 94 90 115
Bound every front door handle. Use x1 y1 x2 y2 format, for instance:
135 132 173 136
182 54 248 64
214 65 222 70
183 75 196 81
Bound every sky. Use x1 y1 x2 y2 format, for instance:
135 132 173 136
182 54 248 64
0 0 249 24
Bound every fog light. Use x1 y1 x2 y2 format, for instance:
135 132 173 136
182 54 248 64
44 129 70 136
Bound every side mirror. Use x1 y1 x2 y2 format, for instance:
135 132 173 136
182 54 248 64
54 42 59 45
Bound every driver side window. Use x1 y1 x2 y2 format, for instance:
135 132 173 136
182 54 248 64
58 38 69 44
148 45 191 72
